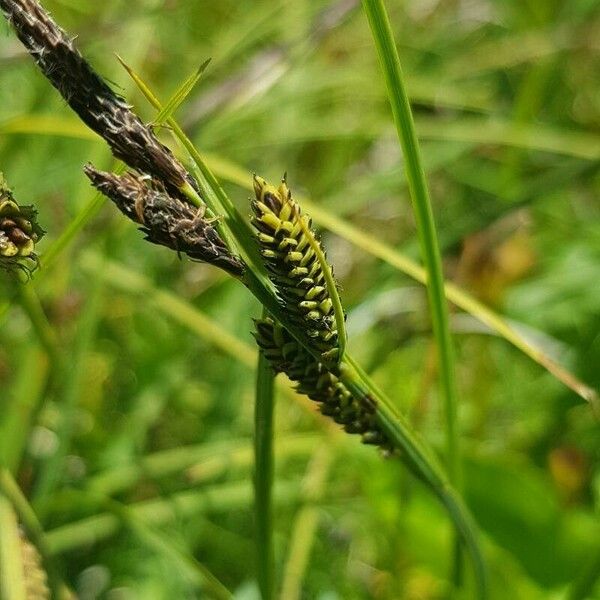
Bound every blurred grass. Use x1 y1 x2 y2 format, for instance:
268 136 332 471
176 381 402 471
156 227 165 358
1 0 599 598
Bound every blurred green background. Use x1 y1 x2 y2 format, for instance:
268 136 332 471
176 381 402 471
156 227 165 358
1 0 599 598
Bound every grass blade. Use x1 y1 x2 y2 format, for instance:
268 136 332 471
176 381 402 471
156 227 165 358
153 58 212 127
32 270 103 508
362 0 464 583
0 348 49 474
279 446 332 600
45 479 304 555
99 494 233 600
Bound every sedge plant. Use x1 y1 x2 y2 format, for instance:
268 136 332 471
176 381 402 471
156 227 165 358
0 0 489 597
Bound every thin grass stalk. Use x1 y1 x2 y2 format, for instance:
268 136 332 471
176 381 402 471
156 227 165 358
32 270 103 508
0 347 49 474
361 0 460 488
124 69 487 598
45 479 305 555
279 446 332 600
16 283 59 366
40 188 107 271
361 0 465 586
96 494 233 600
254 315 276 600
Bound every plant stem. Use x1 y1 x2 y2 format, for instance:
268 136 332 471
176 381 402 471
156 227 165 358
254 313 276 600
361 0 463 584
32 269 103 509
17 283 59 367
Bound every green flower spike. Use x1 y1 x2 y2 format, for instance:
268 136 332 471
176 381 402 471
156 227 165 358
251 175 345 363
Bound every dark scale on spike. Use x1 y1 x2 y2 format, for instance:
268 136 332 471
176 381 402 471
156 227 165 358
84 166 245 277
254 317 391 451
0 0 195 196
251 175 343 361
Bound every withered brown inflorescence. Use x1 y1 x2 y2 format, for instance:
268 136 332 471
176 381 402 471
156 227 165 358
1 0 246 275
84 166 245 277
0 0 193 196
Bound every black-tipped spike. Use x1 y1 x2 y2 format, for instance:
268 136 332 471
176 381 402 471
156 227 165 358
84 166 245 277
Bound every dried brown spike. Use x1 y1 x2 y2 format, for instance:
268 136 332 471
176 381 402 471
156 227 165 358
0 0 194 195
84 165 245 277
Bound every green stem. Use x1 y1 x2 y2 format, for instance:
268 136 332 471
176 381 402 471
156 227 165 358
340 356 487 599
32 271 103 508
280 446 332 600
17 283 60 367
361 0 463 584
254 312 276 600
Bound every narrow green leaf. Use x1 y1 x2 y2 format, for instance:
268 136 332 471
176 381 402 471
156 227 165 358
153 58 211 126
362 0 465 588
280 447 333 600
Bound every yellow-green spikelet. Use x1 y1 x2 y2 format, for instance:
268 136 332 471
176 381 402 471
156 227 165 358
251 175 342 359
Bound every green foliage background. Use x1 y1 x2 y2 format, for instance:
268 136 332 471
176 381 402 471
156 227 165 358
0 0 599 598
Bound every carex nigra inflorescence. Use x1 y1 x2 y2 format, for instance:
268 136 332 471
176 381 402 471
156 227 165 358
251 175 344 363
254 317 390 449
84 166 245 277
0 0 192 196
1 0 244 275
